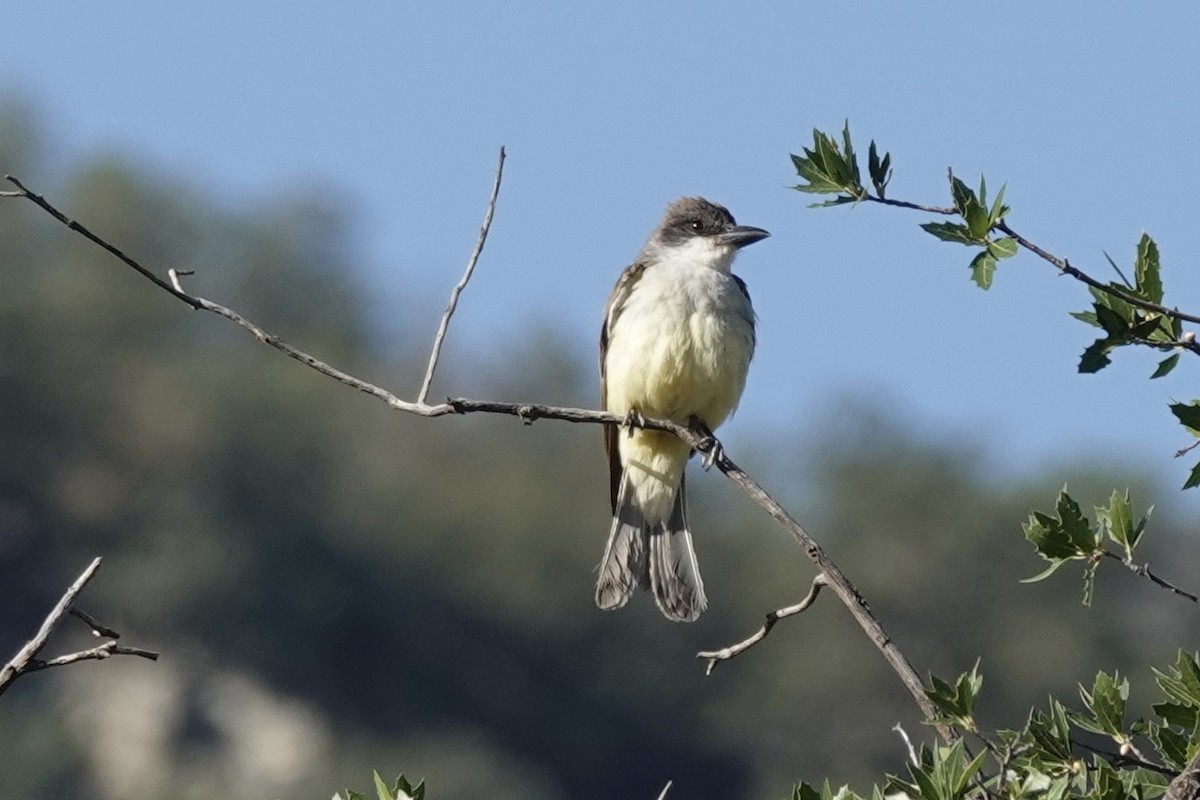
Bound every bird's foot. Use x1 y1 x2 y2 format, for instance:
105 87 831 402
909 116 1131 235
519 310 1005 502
622 408 646 438
689 417 723 470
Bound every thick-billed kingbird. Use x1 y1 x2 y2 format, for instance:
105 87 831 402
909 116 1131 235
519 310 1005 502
596 196 769 621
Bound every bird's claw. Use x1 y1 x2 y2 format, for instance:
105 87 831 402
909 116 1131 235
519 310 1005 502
622 408 646 438
688 416 722 470
698 437 723 470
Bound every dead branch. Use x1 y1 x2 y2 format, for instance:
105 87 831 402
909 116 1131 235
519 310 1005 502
2 168 949 740
698 574 827 675
418 147 506 404
0 558 159 697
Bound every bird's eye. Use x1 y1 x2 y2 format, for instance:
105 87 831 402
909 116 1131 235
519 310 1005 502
688 219 703 232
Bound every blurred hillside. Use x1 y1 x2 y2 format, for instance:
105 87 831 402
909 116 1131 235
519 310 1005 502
2 101 1197 800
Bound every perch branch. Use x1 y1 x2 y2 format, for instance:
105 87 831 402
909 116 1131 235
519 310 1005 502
698 573 827 674
418 147 506 404
2 172 950 740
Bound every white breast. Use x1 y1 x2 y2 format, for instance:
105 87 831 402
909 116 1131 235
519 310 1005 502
604 257 755 429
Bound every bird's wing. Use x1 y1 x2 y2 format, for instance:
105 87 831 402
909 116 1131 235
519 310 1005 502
732 273 757 350
600 261 646 513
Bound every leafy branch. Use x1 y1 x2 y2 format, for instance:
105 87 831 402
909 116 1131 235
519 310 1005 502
795 654 1200 800
790 123 1200 489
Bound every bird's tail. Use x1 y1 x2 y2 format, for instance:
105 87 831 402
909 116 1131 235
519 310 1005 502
595 473 707 622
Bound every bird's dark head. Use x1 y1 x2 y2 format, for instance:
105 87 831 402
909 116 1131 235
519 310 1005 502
647 197 769 270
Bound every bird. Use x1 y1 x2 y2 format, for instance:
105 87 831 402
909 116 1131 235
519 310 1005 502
595 196 769 621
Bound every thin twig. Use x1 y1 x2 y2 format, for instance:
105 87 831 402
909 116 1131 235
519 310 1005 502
867 195 958 216
1101 551 1199 603
1175 441 1200 459
698 574 827 674
417 147 506 404
2 173 953 741
655 780 672 800
69 606 121 639
1073 739 1176 778
993 220 1200 326
27 641 159 671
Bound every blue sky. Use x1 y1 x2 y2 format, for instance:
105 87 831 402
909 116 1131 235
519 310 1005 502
6 3 1200 506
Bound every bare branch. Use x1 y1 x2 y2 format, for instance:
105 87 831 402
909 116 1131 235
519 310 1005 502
2 172 952 740
1 557 102 695
0 557 158 697
27 641 159 672
698 574 827 674
655 780 673 800
867 195 958 216
418 146 507 404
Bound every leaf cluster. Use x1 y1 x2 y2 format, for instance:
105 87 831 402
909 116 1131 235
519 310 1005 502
1021 488 1150 605
336 771 426 800
794 655 1200 800
793 123 1200 489
789 122 890 207
1071 235 1180 376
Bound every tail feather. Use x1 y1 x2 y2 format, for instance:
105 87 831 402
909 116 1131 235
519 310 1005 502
647 476 706 622
596 472 706 622
595 473 649 610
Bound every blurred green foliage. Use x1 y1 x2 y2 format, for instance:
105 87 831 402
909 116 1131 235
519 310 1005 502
2 101 1196 799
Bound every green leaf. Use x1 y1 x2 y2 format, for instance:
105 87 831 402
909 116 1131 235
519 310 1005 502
1134 233 1164 304
868 140 892 196
946 173 993 239
1070 309 1100 328
1023 490 1097 560
920 221 977 245
1078 339 1112 373
1149 721 1189 770
1094 303 1131 338
1095 490 1135 557
1152 700 1198 730
1020 558 1069 584
801 194 859 209
374 771 393 800
393 775 426 800
1076 671 1129 738
969 251 996 290
1169 401 1200 436
925 661 983 729
987 182 1010 224
1153 651 1200 708
1028 699 1075 762
1151 352 1180 379
1081 561 1097 607
987 236 1018 260
1184 461 1200 490
791 125 865 200
793 783 822 800
841 121 861 189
